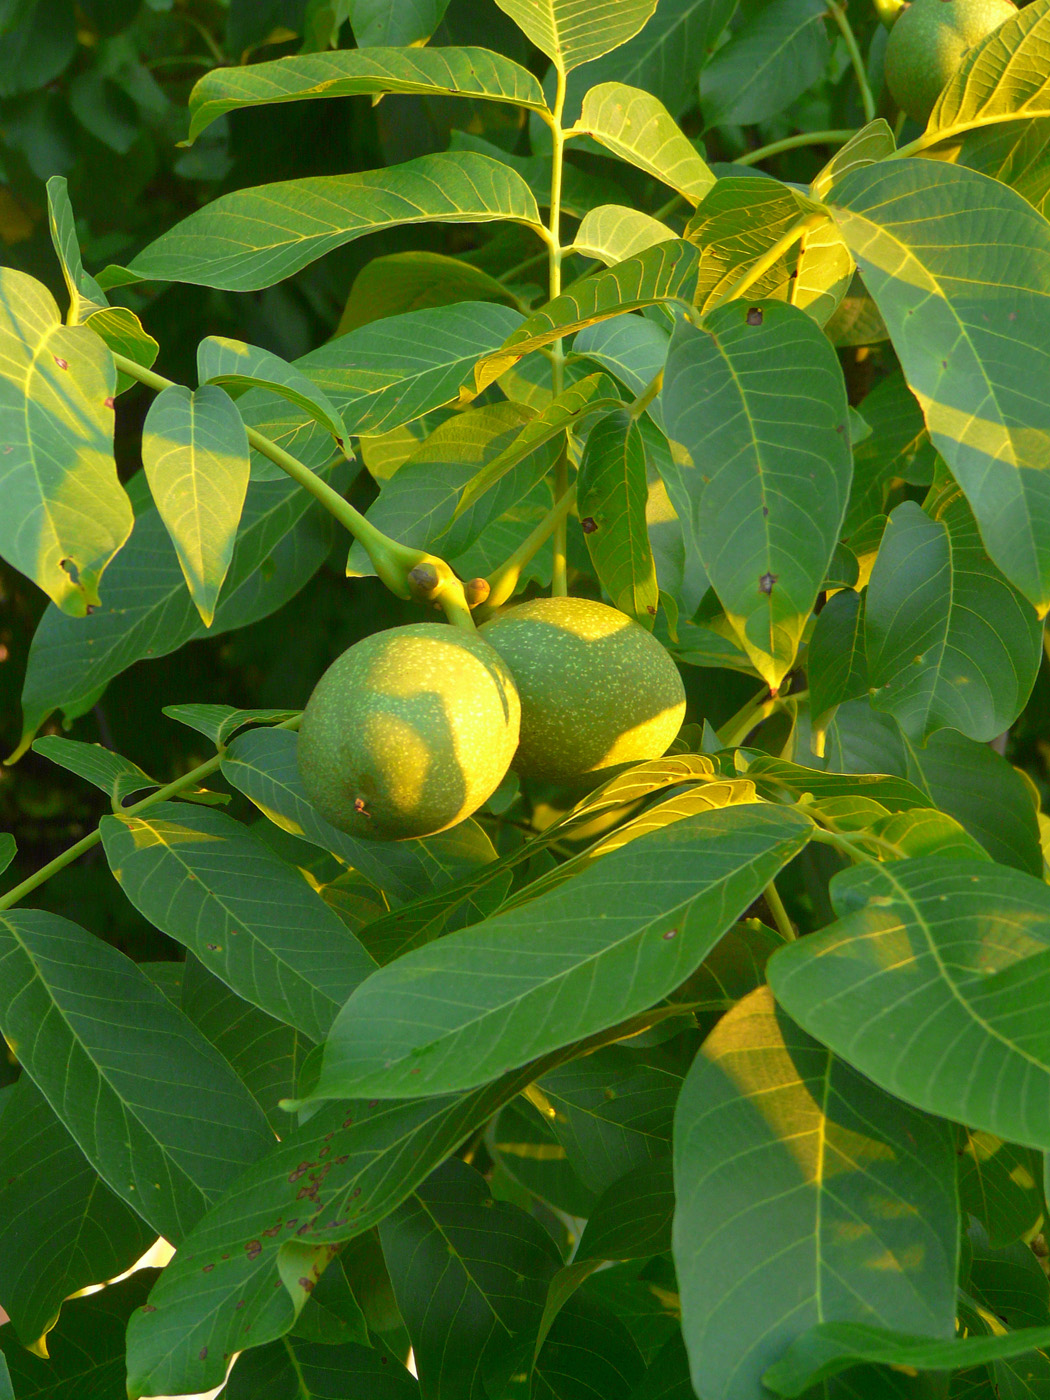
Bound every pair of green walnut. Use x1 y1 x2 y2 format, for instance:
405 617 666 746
297 597 687 841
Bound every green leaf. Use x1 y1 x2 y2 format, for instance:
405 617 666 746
872 807 990 862
0 1273 153 1400
0 909 273 1243
808 590 868 745
764 1322 1050 1396
768 857 1050 1150
219 724 452 907
348 401 557 575
576 1158 674 1261
124 1061 572 1399
450 128 629 220
0 1075 155 1347
494 0 657 72
699 0 830 128
953 117 1050 220
537 1046 682 1193
824 703 1043 874
304 301 523 437
489 1099 598 1216
561 0 737 123
379 1158 560 1396
198 335 348 448
181 954 307 1134
101 802 376 1041
0 267 131 615
185 45 548 143
17 452 345 749
684 176 813 313
350 0 450 46
674 987 959 1400
811 119 897 201
337 250 518 333
573 205 678 265
106 152 542 293
865 497 1040 743
0 834 14 878
958 1131 1046 1248
573 314 670 410
534 1293 646 1396
929 0 1050 137
844 370 936 535
31 735 159 805
572 82 714 202
662 301 852 689
163 704 299 747
455 372 623 516
577 408 659 626
142 384 251 627
827 159 1050 613
304 803 813 1104
224 1336 420 1397
475 240 701 392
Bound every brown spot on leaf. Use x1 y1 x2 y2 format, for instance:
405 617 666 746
746 308 763 326
759 572 777 594
54 356 69 369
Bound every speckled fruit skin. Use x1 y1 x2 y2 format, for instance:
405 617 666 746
885 0 1017 124
479 596 686 784
297 624 520 841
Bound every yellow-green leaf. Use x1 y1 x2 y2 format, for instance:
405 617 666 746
494 0 657 73
0 268 131 616
573 204 677 264
142 384 251 627
571 82 714 202
929 0 1050 137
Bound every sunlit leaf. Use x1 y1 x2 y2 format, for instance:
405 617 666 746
827 159 1050 612
573 204 677 265
185 45 549 143
0 268 131 615
103 153 543 293
929 0 1050 136
197 336 348 449
494 0 657 72
572 82 714 202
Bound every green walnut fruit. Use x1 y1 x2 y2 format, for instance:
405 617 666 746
885 0 1017 125
479 596 686 784
297 624 520 841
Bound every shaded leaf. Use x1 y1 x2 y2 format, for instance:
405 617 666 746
844 369 937 535
0 267 130 615
31 735 159 805
0 909 273 1243
0 1075 155 1347
163 704 299 747
379 1158 560 1397
576 1158 674 1261
142 384 251 626
769 857 1050 1150
305 804 813 1104
107 153 543 293
959 1131 1046 1249
224 1335 419 1397
700 0 829 128
763 1321 1050 1396
351 0 450 46
102 802 375 1041
577 408 659 626
662 302 852 689
674 987 959 1400
865 497 1040 743
186 44 548 143
337 250 517 333
808 589 868 745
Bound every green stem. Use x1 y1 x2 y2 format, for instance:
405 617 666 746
716 687 776 748
734 129 857 167
548 66 570 598
482 485 577 612
764 879 796 941
111 352 433 602
717 215 825 307
827 1 876 122
628 368 663 420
